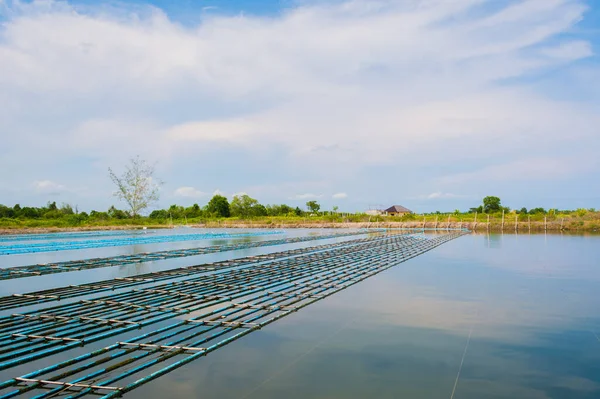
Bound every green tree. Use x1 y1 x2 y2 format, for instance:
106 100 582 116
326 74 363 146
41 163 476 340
231 194 259 218
266 204 294 216
252 204 268 217
529 207 546 215
89 210 109 220
483 196 502 213
20 207 39 218
108 205 129 219
185 204 203 218
168 204 185 219
279 204 293 215
60 203 74 215
306 200 320 214
149 209 169 219
207 194 230 217
0 205 15 218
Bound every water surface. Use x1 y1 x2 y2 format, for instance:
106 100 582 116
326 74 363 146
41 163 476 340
122 233 600 399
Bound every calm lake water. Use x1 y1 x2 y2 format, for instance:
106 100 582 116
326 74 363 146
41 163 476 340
122 232 600 399
1 231 599 398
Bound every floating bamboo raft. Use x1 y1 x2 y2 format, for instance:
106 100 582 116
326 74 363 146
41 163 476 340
0 231 371 280
0 231 467 398
0 232 395 310
0 231 284 255
0 235 420 371
0 230 160 243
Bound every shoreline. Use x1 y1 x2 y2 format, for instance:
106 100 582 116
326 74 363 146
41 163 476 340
1 221 598 235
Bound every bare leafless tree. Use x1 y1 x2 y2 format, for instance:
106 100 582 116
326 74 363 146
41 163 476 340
108 156 163 217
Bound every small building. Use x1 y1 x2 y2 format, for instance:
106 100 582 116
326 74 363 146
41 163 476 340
383 205 413 216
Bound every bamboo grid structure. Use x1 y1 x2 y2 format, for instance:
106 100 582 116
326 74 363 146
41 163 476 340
0 231 467 398
0 234 420 371
0 231 370 281
0 232 388 310
0 231 161 243
0 231 283 255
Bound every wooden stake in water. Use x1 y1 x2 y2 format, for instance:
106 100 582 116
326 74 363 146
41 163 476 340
435 216 438 230
528 215 531 233
502 210 505 232
487 214 490 230
474 212 478 231
447 215 451 231
545 216 547 232
515 214 518 232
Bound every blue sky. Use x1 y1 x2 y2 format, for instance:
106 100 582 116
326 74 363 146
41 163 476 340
0 0 599 213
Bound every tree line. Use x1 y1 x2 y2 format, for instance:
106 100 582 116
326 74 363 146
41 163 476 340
148 194 313 220
463 196 595 216
0 195 325 222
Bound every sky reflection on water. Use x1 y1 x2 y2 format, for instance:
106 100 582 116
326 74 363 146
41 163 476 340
125 233 600 399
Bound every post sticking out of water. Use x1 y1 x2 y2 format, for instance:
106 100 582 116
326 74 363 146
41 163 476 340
487 214 490 231
528 215 531 233
515 214 518 232
545 216 547 232
561 218 564 230
474 212 478 231
435 216 438 230
447 215 451 231
502 210 505 232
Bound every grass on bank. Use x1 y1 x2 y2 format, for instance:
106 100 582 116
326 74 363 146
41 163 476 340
1 210 599 232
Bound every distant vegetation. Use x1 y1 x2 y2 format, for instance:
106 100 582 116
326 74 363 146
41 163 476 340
0 194 320 229
0 195 598 232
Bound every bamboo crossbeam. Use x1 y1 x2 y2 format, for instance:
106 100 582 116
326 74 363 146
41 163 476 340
10 334 83 344
80 299 189 314
117 342 207 352
11 313 140 327
185 320 260 328
14 377 121 391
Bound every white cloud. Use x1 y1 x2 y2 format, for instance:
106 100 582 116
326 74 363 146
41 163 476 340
440 157 598 184
32 180 65 193
212 189 225 196
332 192 348 199
540 41 593 60
290 193 323 200
173 186 206 199
0 0 598 208
166 120 255 144
425 192 462 200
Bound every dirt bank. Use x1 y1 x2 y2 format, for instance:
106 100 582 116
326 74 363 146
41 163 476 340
1 220 597 235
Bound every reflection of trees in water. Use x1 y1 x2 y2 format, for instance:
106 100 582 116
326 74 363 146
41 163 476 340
210 237 254 246
116 244 152 276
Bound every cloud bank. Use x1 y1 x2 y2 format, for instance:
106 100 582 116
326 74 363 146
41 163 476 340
0 0 597 211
